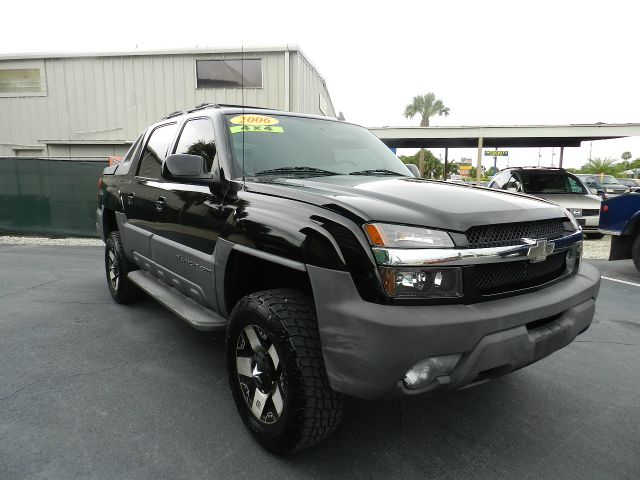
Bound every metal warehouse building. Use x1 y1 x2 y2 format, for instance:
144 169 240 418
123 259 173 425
0 46 335 157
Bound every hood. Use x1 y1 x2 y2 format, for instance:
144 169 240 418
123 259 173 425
246 176 566 232
529 193 602 210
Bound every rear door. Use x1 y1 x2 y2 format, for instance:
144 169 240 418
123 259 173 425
152 117 224 310
120 122 177 260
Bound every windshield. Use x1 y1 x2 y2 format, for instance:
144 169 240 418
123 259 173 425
226 114 410 178
600 175 620 185
520 173 587 194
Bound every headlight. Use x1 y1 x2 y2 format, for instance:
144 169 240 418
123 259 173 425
379 266 463 298
364 223 454 248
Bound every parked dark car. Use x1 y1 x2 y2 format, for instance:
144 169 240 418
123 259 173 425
575 173 628 198
616 178 640 193
97 105 600 453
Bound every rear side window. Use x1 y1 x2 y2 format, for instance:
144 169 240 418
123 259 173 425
503 174 522 192
137 123 177 179
174 118 217 171
115 135 143 176
490 170 512 188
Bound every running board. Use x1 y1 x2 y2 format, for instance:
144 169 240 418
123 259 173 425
128 270 227 331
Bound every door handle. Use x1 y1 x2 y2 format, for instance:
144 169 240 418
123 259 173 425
126 193 135 205
155 196 166 212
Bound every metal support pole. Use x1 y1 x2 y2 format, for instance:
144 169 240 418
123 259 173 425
559 146 564 168
444 147 449 180
476 134 484 182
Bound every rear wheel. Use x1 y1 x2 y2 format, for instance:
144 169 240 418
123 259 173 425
105 231 142 304
226 289 343 454
632 235 640 272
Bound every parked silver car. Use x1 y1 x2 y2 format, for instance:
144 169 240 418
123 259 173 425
488 167 603 238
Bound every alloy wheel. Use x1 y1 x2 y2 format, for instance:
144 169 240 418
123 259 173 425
107 248 119 291
235 324 284 424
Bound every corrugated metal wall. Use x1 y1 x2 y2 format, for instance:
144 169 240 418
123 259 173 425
291 53 336 118
0 49 336 157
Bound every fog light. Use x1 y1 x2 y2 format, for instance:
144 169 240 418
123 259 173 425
566 246 580 274
403 354 462 390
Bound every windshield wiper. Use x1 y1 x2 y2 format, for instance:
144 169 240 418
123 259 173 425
349 169 405 176
253 166 340 177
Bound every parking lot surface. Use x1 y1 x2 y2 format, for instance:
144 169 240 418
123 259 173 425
1 245 639 480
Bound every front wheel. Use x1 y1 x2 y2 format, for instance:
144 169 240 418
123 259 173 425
226 289 344 454
632 235 640 272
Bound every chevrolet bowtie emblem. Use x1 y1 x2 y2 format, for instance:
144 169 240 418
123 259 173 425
522 238 554 263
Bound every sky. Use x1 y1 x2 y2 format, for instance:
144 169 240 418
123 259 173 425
1 0 639 170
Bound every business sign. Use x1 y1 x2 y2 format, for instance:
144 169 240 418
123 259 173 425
484 150 509 156
458 165 473 171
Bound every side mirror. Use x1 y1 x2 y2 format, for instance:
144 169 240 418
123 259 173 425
405 164 420 177
162 154 213 184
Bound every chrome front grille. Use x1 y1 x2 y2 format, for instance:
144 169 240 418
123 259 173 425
465 218 565 248
581 209 600 217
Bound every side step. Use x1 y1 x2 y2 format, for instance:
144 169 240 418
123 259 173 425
128 270 227 331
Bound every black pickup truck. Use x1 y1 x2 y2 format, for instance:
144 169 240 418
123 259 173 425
97 105 600 454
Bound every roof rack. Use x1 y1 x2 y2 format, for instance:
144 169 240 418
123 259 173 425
186 103 217 113
185 103 278 113
162 110 184 119
500 166 566 171
214 103 278 111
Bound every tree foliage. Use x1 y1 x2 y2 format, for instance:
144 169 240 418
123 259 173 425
399 151 442 178
403 92 450 176
621 151 632 162
579 157 619 175
403 92 450 128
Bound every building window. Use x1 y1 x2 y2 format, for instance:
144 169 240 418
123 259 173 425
196 59 262 88
0 68 44 94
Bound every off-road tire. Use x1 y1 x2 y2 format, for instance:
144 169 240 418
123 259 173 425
105 231 142 304
226 289 344 455
632 235 640 272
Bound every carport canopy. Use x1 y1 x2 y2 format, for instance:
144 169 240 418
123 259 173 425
369 123 640 180
369 123 640 149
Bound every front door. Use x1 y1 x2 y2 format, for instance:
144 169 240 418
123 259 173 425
153 117 224 310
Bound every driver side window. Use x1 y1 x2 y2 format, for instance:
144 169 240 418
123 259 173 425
174 118 217 171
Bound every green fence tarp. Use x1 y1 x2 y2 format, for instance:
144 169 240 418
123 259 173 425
0 157 107 237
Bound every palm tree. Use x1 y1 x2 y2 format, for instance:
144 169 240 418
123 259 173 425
582 157 619 175
404 93 450 176
622 151 632 162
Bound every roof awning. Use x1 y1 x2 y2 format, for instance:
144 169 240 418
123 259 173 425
369 123 640 148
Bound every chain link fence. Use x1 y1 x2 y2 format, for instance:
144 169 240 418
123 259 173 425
0 157 107 237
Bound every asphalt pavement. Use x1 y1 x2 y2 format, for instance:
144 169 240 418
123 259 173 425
1 245 639 480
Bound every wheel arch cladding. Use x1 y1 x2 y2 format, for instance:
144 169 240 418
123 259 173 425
220 248 314 317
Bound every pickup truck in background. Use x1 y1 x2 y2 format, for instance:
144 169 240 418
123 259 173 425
599 193 640 272
97 105 601 454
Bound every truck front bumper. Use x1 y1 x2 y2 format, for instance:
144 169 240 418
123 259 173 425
579 215 600 231
307 262 600 400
